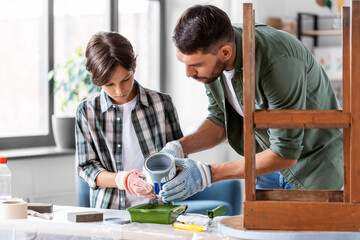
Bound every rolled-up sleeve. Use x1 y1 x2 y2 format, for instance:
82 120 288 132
262 57 307 160
75 103 106 190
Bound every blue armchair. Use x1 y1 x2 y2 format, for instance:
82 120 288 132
78 176 242 216
175 179 242 216
77 176 90 207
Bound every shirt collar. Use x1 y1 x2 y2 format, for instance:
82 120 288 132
136 80 150 108
232 23 266 73
100 80 149 113
233 25 243 73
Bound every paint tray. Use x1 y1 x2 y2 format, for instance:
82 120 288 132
127 203 188 224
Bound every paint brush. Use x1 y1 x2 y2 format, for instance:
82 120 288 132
28 209 53 220
173 222 207 232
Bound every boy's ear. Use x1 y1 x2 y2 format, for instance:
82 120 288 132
133 59 137 73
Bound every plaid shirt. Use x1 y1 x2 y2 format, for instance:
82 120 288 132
75 81 183 209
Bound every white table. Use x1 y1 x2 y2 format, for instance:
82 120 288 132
0 205 238 240
218 215 360 240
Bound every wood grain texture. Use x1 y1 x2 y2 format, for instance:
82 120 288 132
256 189 343 202
243 3 256 202
244 201 360 231
350 0 360 203
254 110 350 129
220 215 244 231
342 6 351 203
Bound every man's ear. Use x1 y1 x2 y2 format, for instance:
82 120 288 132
219 44 232 61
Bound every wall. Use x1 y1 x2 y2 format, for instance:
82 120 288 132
237 0 336 23
165 0 342 133
165 0 343 138
7 154 77 205
164 0 340 158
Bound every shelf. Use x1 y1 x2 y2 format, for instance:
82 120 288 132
329 77 342 81
297 12 343 104
302 29 342 36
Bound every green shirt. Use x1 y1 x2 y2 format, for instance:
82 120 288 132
205 24 343 190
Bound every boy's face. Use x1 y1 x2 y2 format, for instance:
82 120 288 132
102 65 137 105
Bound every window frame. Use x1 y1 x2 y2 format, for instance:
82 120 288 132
0 0 55 149
0 0 164 150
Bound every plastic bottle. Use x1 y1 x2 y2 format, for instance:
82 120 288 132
0 157 11 201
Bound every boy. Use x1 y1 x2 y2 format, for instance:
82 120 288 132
76 32 183 209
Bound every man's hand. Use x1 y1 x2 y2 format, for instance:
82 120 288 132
161 141 184 158
160 158 211 202
115 170 156 199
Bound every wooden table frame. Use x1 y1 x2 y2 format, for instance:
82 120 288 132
242 1 360 231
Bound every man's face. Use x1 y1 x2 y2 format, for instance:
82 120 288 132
176 48 225 84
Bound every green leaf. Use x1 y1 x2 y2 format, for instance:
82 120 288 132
49 43 96 114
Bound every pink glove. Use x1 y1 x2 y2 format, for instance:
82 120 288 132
115 170 155 199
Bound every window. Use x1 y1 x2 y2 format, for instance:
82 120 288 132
0 0 51 149
118 0 160 90
53 0 108 115
0 0 162 150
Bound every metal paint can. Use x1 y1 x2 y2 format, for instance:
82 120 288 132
143 152 176 198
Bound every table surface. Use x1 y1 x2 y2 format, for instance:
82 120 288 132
218 215 360 240
0 205 239 240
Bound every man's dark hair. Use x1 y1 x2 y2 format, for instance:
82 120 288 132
85 32 136 86
173 5 235 55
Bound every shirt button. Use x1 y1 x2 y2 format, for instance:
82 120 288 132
117 144 121 148
117 117 120 121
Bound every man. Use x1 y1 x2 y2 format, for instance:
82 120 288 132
160 5 343 203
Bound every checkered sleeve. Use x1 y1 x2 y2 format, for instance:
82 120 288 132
75 102 106 190
163 94 184 142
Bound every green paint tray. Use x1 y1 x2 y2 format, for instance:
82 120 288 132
126 203 188 224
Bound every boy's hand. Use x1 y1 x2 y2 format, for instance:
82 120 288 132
161 141 184 158
115 170 156 199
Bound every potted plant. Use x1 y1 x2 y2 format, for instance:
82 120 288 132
48 46 101 149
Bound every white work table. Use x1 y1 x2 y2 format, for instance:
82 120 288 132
0 205 238 240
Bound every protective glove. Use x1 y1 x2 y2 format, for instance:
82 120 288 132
115 170 156 199
161 141 184 158
159 158 212 203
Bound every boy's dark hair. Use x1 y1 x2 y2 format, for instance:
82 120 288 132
85 32 136 86
173 5 235 55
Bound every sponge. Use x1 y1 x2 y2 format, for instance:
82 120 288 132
176 213 212 228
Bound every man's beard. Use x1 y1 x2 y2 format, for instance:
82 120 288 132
193 59 225 84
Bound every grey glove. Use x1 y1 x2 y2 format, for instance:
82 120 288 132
160 158 212 202
161 141 184 158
